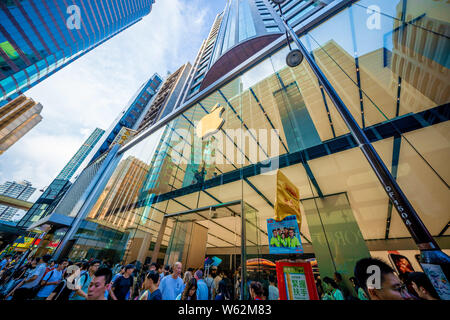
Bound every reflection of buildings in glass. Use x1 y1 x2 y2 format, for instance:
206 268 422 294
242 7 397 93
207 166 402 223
88 156 150 230
183 0 325 100
0 95 42 155
388 13 449 107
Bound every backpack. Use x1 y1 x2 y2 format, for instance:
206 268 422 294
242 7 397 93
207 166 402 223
52 280 68 300
31 268 53 298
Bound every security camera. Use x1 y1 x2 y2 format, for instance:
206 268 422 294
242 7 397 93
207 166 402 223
286 49 304 67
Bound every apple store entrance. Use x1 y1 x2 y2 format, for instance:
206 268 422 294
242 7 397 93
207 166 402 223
163 200 264 300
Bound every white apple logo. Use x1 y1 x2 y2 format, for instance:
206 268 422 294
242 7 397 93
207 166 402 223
195 103 225 139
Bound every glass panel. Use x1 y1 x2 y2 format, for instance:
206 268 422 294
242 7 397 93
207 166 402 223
242 202 262 300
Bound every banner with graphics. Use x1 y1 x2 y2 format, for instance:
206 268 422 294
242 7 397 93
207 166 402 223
274 170 302 227
276 261 319 300
267 215 303 254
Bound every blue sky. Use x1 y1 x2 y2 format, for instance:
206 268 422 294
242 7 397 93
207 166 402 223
0 0 227 202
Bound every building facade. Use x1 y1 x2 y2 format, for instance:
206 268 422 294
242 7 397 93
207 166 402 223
182 0 328 101
0 0 156 106
27 0 450 300
0 180 35 222
87 73 162 164
0 95 42 155
17 128 105 230
20 73 163 255
56 128 104 180
137 63 192 132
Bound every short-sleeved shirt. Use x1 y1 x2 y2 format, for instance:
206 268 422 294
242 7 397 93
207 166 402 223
70 272 92 300
112 275 133 300
268 285 279 300
332 289 344 300
270 237 280 247
159 275 184 300
148 289 162 300
0 258 10 271
196 279 209 300
204 277 214 299
37 269 63 298
287 236 300 248
22 263 46 289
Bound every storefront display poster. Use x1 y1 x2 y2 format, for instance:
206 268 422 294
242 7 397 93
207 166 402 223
267 215 303 254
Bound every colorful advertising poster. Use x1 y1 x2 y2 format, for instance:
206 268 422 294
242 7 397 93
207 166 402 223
13 236 35 249
276 261 318 300
267 215 303 254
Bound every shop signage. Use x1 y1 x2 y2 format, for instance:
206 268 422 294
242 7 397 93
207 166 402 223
267 215 303 254
195 103 225 139
276 261 318 300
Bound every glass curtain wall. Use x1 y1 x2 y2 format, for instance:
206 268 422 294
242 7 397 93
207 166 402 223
69 0 449 300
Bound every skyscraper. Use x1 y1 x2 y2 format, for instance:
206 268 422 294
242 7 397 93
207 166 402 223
56 128 105 180
0 95 42 155
18 72 162 233
87 73 162 163
17 127 104 229
137 63 192 132
0 0 156 107
0 180 35 222
182 0 325 101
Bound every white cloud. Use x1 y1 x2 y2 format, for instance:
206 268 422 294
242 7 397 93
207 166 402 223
0 0 226 196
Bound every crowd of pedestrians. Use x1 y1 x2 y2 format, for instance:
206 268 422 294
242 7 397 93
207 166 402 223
315 257 441 300
0 252 441 301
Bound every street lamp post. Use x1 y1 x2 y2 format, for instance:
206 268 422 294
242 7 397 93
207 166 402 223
273 0 449 298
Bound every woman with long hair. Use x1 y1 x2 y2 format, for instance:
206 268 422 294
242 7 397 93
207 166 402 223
323 277 344 300
177 278 197 300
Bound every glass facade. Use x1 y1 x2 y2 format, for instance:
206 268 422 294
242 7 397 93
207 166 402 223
17 178 71 229
56 128 104 180
54 0 449 300
89 73 162 162
0 95 42 155
0 0 156 106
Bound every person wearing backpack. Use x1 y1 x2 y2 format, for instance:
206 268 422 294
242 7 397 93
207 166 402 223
70 260 100 300
46 262 77 300
11 254 51 300
34 259 68 300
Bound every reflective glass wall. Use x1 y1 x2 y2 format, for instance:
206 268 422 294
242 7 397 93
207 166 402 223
68 0 449 299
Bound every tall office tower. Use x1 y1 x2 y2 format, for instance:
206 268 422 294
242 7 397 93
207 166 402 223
137 63 192 132
0 95 42 155
0 180 35 222
57 128 105 180
182 0 327 101
17 127 104 229
0 0 156 107
19 72 162 234
87 73 162 163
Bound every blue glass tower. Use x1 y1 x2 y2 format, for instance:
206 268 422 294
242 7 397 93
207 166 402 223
17 127 104 229
88 73 162 163
0 0 156 106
